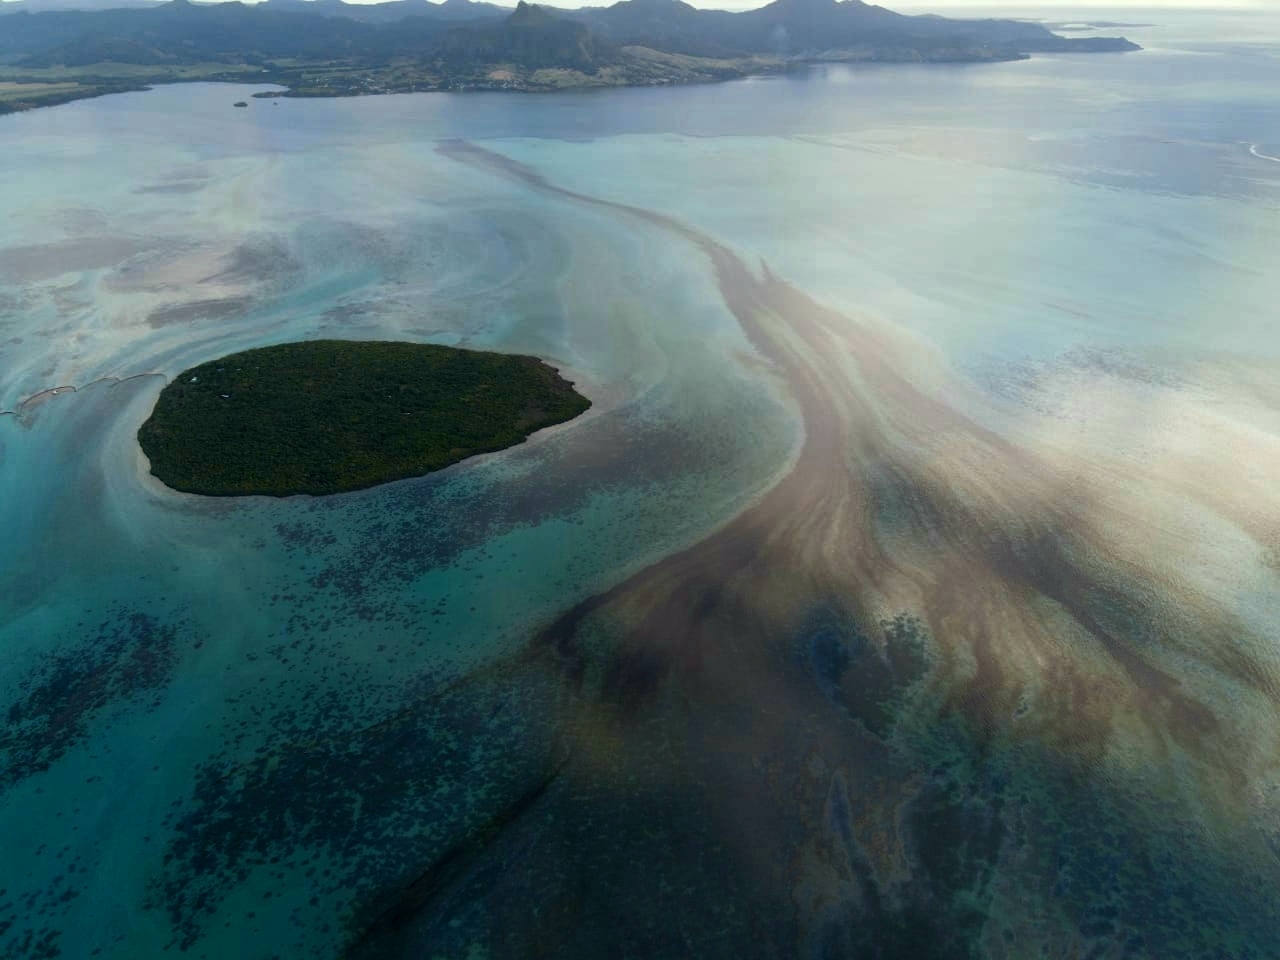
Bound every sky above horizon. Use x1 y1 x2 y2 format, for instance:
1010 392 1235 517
0 0 1267 10
296 0 1257 6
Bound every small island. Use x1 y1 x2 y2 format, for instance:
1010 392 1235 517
138 340 590 497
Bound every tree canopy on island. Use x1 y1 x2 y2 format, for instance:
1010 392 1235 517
137 340 591 497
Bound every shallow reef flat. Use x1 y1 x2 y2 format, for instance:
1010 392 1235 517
0 99 799 958
2 34 1280 957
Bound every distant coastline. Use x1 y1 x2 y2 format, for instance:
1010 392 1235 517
0 0 1139 116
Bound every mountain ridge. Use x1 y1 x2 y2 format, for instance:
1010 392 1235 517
0 0 1140 114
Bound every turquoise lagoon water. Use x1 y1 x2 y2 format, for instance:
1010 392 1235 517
2 8 1280 958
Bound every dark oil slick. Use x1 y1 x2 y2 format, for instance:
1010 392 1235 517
142 143 1280 959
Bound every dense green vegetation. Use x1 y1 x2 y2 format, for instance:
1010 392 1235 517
138 340 591 497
